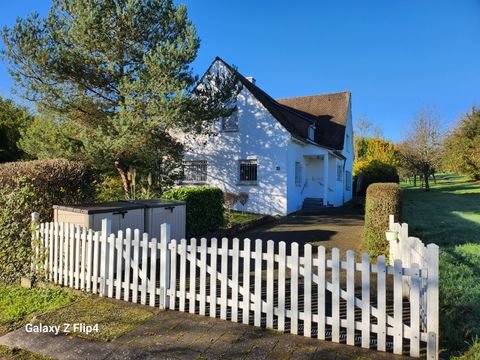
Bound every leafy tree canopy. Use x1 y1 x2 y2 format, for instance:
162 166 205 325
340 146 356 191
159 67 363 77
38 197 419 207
0 96 32 163
2 0 240 196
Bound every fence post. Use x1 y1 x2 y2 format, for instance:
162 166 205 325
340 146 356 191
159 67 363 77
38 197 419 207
426 244 439 360
100 218 112 297
159 223 171 310
31 212 40 274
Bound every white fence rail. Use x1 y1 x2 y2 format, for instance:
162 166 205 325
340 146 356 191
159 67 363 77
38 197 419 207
32 213 439 359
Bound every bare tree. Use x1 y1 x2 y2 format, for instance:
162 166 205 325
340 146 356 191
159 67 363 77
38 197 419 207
400 110 443 191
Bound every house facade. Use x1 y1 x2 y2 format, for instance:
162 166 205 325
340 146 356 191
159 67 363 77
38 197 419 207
181 57 353 216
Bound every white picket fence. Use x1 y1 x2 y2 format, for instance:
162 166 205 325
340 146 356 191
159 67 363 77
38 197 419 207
32 213 439 359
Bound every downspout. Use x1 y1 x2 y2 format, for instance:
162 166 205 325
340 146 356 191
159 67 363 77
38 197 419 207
342 158 346 204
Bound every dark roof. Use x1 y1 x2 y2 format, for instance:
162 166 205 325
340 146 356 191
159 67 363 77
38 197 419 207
212 57 350 150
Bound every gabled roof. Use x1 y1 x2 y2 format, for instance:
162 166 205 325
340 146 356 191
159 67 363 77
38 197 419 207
212 57 350 150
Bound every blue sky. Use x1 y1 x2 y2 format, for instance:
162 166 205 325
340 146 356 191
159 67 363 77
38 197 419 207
1 0 479 141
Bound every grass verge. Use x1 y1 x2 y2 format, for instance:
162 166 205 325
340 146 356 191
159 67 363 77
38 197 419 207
401 173 480 357
0 345 52 360
0 285 77 336
33 297 154 341
230 212 264 226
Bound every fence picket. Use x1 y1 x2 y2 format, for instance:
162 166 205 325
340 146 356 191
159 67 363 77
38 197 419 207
231 238 240 322
49 223 54 281
266 240 275 329
291 242 299 335
160 223 170 309
66 223 72 286
317 246 326 340
242 239 251 325
53 222 59 284
410 263 420 357
361 253 370 348
86 230 93 291
377 255 387 351
92 231 100 294
140 233 148 305
190 238 198 314
331 248 340 342
346 250 355 346
426 244 439 360
220 238 228 319
59 223 64 285
199 238 207 315
149 237 158 307
116 231 123 300
304 244 312 337
74 225 80 289
124 229 132 302
253 239 262 327
80 228 86 289
169 239 177 310
132 229 140 303
393 259 403 355
108 233 115 298
180 238 187 312
278 241 286 332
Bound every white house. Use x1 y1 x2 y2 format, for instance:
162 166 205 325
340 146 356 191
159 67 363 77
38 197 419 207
180 57 353 216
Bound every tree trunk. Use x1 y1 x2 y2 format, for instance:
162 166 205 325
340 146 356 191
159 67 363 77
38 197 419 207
413 174 417 187
423 170 430 191
115 160 130 198
432 172 437 184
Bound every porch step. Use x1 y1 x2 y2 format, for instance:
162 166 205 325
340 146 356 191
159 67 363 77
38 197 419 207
301 198 335 213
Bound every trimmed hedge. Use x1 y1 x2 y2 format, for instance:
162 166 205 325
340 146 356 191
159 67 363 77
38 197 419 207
364 183 401 258
0 159 96 220
0 159 96 283
162 187 224 236
354 159 399 195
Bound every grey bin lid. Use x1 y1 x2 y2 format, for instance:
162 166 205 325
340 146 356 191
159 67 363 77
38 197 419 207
123 199 186 208
52 201 145 215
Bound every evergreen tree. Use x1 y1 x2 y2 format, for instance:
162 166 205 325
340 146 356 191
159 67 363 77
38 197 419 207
2 0 239 196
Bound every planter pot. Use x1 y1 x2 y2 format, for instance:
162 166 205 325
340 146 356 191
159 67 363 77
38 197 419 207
385 230 398 242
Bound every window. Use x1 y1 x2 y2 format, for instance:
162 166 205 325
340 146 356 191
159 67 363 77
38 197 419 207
295 162 302 186
222 112 239 132
345 170 351 191
337 164 343 181
239 159 257 183
182 160 207 183
308 125 315 140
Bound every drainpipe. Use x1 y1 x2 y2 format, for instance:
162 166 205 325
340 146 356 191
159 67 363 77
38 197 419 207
342 158 346 204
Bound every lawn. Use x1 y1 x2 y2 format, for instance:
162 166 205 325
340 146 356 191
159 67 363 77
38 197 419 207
401 174 480 357
229 211 264 226
0 285 77 336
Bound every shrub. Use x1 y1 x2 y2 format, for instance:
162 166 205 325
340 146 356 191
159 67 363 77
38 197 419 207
354 159 399 195
0 159 96 221
0 179 40 283
162 187 224 236
364 183 401 258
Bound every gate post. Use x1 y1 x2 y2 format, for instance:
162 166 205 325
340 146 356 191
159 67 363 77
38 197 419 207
159 223 171 309
426 243 439 360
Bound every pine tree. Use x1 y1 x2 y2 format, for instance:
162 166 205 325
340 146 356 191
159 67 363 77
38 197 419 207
2 0 239 196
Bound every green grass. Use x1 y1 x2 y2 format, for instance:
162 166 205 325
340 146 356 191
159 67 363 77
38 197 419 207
0 345 52 360
34 297 154 341
401 173 480 356
229 212 264 226
0 285 77 336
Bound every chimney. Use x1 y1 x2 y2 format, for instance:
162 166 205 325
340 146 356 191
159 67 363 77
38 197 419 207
245 76 256 85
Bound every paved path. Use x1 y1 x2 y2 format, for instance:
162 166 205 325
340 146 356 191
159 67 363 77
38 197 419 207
240 206 365 256
0 305 409 360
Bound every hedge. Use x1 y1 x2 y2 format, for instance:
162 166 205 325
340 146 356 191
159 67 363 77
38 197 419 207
0 159 96 283
354 159 399 195
0 159 96 221
364 183 401 258
162 187 224 237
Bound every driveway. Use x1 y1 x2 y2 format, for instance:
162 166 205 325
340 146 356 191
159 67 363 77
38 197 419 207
239 205 365 256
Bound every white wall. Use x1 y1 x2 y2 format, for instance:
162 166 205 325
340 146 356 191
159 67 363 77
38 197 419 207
182 61 291 215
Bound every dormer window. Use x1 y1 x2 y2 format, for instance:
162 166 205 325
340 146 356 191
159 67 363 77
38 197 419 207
308 125 315 140
222 112 239 132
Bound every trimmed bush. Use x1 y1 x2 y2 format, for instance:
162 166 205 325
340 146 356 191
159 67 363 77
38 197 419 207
0 159 96 220
364 183 401 258
162 187 224 236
